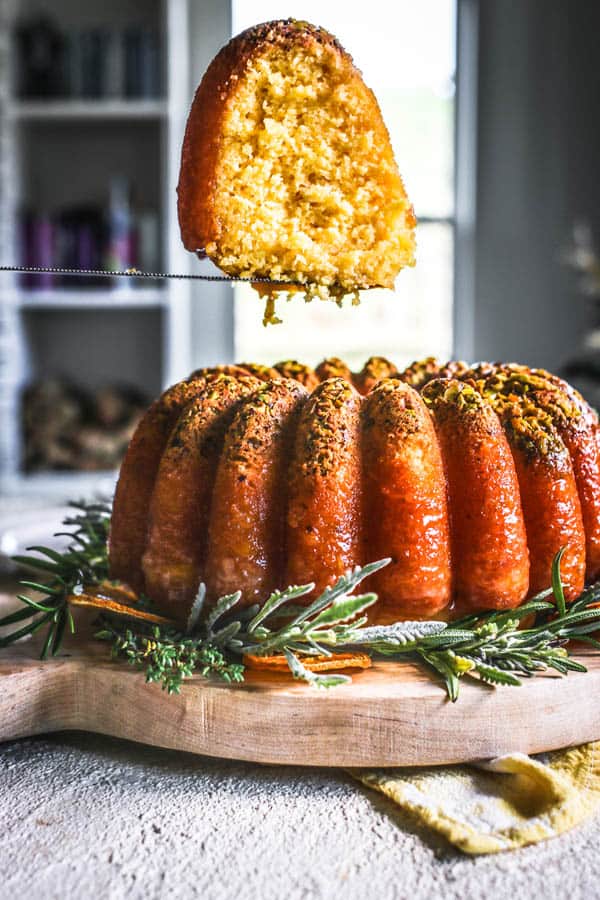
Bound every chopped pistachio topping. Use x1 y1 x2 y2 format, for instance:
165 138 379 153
422 378 486 413
462 365 567 458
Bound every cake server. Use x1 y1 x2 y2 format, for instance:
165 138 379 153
0 262 296 285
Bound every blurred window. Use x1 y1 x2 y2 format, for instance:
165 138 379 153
232 0 456 369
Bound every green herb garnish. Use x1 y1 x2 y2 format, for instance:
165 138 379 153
2 500 600 700
1 500 110 659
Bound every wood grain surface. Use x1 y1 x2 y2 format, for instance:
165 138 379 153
1 611 600 766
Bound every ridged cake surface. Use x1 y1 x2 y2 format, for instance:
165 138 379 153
109 357 600 623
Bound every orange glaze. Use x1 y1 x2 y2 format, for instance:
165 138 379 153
273 360 321 392
436 360 471 380
533 389 600 581
109 374 218 591
185 364 254 383
526 369 600 586
529 382 600 582
141 375 260 622
531 367 599 428
509 442 586 600
110 357 600 623
422 380 530 610
545 405 600 583
362 379 451 620
205 379 308 606
285 378 363 597
315 357 354 385
354 356 398 396
394 356 443 390
237 362 282 381
464 363 592 594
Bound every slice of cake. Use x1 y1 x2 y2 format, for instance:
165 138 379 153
177 19 416 321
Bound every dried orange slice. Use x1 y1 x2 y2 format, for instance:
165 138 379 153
67 592 175 627
94 580 141 604
243 651 371 673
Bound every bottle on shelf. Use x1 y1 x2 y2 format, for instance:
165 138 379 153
20 211 55 288
15 16 64 98
136 209 160 272
56 206 106 287
105 175 135 281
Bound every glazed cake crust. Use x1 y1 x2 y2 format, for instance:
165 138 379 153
110 356 600 624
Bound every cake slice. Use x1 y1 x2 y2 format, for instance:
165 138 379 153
177 19 416 319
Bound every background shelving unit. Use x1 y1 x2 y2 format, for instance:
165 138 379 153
15 287 169 310
0 0 194 501
8 99 168 120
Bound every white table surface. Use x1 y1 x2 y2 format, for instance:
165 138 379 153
1 731 600 900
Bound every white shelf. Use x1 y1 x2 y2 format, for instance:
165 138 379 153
17 287 169 310
9 99 168 121
1 470 117 500
0 0 211 501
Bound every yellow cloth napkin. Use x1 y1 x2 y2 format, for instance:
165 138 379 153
350 741 600 854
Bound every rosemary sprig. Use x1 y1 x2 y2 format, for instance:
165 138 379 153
283 649 352 689
353 553 600 700
3 501 600 700
239 560 385 657
98 562 385 692
1 500 110 659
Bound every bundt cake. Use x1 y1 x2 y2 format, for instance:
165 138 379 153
177 20 416 319
109 356 600 625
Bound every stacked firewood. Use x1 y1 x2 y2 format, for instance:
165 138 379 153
22 379 148 472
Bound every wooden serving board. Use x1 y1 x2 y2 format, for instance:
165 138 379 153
2 616 600 766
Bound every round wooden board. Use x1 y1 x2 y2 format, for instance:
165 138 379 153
1 632 600 767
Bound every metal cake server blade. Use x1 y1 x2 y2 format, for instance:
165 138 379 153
0 264 295 285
